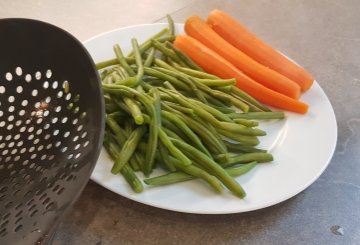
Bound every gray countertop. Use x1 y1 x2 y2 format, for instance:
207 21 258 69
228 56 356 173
2 0 359 244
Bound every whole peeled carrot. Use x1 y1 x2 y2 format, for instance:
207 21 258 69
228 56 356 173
207 9 314 92
185 16 301 100
174 35 309 114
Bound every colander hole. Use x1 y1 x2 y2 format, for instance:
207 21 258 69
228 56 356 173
48 155 54 160
11 149 17 155
28 126 34 132
73 136 79 142
61 147 68 153
77 125 83 131
43 124 50 130
36 118 43 124
65 93 71 100
15 120 22 126
0 143 5 148
28 134 35 141
42 197 50 205
33 138 40 144
46 69 52 78
46 202 56 211
39 193 47 201
30 154 37 159
83 141 90 147
6 124 14 130
67 154 73 159
35 102 41 108
0 86 5 93
28 163 35 169
41 154 47 160
25 74 32 82
61 117 68 123
43 81 49 89
14 156 20 161
8 106 15 112
8 141 15 147
75 153 81 159
8 115 14 121
55 141 61 147
46 143 53 149
21 100 28 106
43 110 50 117
0 111 3 117
19 126 26 132
0 220 9 228
72 118 78 125
73 107 80 114
63 131 70 138
18 110 25 116
17 141 23 147
57 90 63 98
8 96 15 103
15 67 22 76
52 81 58 89
28 146 35 152
5 157 12 163
51 117 58 123
57 188 65 195
0 228 7 237
53 129 59 136
22 160 29 166
37 145 44 151
37 128 44 135
0 121 5 127
35 71 41 80
14 225 23 232
15 217 22 224
55 106 62 112
5 72 13 81
25 119 31 125
31 89 38 96
16 85 23 93
74 94 80 102
5 135 11 141
29 210 38 217
20 148 26 154
45 96 51 103
2 149 8 155
74 144 80 150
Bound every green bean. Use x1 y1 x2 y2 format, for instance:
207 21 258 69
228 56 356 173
143 47 155 67
188 98 233 123
231 86 272 112
225 161 257 176
105 116 127 146
162 127 184 141
96 57 136 70
131 38 144 86
162 101 195 115
195 78 236 87
113 44 136 76
153 58 178 71
103 133 143 193
221 153 273 168
228 111 285 120
151 39 185 66
171 139 246 198
144 161 257 187
162 110 211 158
224 141 266 153
173 66 219 79
233 118 259 127
219 122 266 136
111 126 147 174
127 27 170 57
166 14 175 36
216 128 260 146
110 96 131 114
166 42 204 71
144 67 189 91
105 103 119 114
158 128 192 166
123 97 144 125
159 141 176 172
144 88 161 175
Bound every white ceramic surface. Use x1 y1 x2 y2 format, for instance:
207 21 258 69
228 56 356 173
84 23 337 214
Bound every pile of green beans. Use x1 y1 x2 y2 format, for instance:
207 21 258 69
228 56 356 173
98 16 285 198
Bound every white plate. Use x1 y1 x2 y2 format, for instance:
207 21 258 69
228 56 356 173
84 23 337 214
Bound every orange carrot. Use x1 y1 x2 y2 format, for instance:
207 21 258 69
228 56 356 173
174 35 308 114
207 9 314 92
184 16 301 100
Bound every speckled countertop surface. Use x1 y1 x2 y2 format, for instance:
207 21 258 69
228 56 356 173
2 0 359 244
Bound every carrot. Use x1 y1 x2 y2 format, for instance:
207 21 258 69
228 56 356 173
207 9 314 92
174 35 308 114
184 16 301 100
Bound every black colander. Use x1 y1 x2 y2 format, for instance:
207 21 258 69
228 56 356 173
0 19 104 244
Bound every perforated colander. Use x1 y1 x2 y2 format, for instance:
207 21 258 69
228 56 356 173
0 19 104 244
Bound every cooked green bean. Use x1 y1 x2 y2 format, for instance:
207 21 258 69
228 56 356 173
228 111 286 120
166 42 204 71
231 86 272 112
123 97 144 125
233 118 259 127
151 39 185 66
113 44 136 76
166 14 175 36
171 138 246 198
144 47 155 67
224 141 267 153
173 66 219 79
221 153 273 168
131 38 144 86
